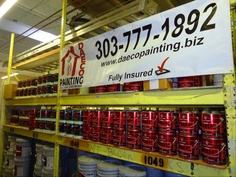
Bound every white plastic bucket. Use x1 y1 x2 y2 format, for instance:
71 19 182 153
7 150 15 169
15 138 31 157
43 146 54 170
14 157 31 177
35 144 43 167
78 156 100 177
3 167 13 177
8 136 16 151
34 164 42 177
42 168 53 177
119 165 146 177
97 160 121 177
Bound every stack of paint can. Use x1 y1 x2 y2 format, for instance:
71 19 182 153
126 110 141 149
90 110 102 142
1 135 16 176
141 110 158 152
10 109 19 125
124 81 143 91
14 138 31 177
78 155 100 177
112 110 126 146
59 109 66 136
34 144 44 177
82 110 93 140
65 109 74 137
18 108 36 130
72 109 83 138
16 78 37 98
177 76 202 88
42 145 54 177
201 110 227 165
178 112 199 160
100 110 114 144
157 111 178 155
45 108 56 132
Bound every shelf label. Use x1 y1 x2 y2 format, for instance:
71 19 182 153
60 0 233 89
70 140 80 148
9 127 14 133
142 154 168 170
32 132 39 139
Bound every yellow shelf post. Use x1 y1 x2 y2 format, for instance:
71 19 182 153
0 33 15 174
53 0 67 176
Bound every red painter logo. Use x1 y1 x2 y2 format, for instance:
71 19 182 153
61 42 85 77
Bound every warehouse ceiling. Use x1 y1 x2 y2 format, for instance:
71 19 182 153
0 0 193 70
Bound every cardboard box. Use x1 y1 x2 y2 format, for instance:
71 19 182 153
143 79 173 90
4 84 18 99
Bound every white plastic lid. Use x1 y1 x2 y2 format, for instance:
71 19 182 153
97 161 120 172
119 165 146 177
78 156 100 166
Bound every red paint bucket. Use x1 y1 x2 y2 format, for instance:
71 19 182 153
141 111 157 130
113 111 126 128
113 127 126 146
65 109 73 120
201 112 226 135
30 78 37 87
82 123 91 140
18 81 22 88
127 111 141 130
101 110 113 126
201 135 227 165
100 126 113 144
142 130 158 152
26 79 31 87
36 86 42 96
60 110 66 120
158 130 177 155
126 129 141 149
90 126 101 142
178 112 199 134
158 111 177 131
16 89 20 97
178 133 199 160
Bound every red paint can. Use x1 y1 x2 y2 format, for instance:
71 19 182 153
178 112 199 134
100 126 113 144
36 86 42 96
73 109 82 121
82 123 91 140
201 112 226 135
201 135 227 165
141 111 157 130
112 127 126 146
101 110 113 126
82 110 93 124
178 133 199 160
158 111 177 131
126 129 141 149
113 111 126 128
107 84 120 92
90 126 101 142
178 76 195 88
142 130 158 152
92 110 101 126
18 81 22 88
158 130 177 155
16 89 20 97
127 111 141 130
37 76 43 85
124 82 143 91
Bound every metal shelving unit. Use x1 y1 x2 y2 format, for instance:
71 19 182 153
1 0 236 176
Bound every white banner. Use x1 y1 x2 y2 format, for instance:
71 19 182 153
60 0 233 89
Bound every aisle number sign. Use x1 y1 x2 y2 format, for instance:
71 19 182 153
60 0 233 89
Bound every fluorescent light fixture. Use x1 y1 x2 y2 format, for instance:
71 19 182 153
1 72 18 79
0 0 18 19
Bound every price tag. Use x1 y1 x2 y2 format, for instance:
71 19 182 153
142 154 168 170
32 132 38 138
69 140 80 148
